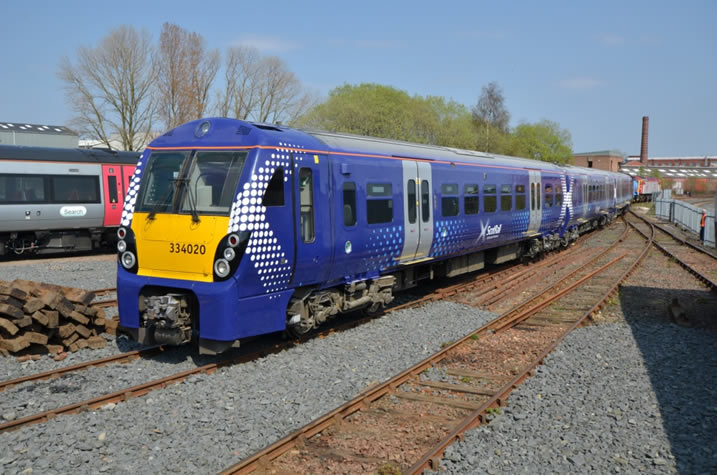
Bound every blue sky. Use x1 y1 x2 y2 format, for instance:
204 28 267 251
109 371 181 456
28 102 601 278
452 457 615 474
2 0 715 157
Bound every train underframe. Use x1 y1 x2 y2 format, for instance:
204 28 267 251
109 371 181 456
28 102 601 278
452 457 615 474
0 229 118 256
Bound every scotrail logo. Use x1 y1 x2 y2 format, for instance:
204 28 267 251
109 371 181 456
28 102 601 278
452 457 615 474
478 220 502 242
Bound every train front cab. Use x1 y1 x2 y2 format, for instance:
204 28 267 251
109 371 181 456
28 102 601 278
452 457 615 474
117 145 297 354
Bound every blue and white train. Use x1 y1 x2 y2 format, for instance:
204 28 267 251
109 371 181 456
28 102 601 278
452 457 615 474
116 118 632 353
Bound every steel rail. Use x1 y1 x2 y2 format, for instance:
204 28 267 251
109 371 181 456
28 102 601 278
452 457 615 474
407 220 654 474
628 211 717 291
0 346 167 393
218 218 634 474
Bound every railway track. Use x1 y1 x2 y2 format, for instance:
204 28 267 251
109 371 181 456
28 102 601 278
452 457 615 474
218 217 653 474
627 211 717 290
0 224 616 435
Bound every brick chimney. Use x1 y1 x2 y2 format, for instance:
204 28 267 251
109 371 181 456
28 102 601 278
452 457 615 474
640 116 649 166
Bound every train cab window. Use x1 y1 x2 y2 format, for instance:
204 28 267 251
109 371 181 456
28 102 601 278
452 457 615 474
262 168 285 207
544 184 553 208
483 184 497 213
464 184 479 215
299 168 315 242
108 175 119 204
52 176 99 203
343 182 357 226
367 183 393 224
406 179 417 224
136 151 188 213
515 184 526 210
421 180 430 222
441 183 459 217
0 174 46 203
183 150 247 214
500 184 512 211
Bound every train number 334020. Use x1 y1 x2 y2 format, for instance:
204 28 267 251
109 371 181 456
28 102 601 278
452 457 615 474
169 243 206 255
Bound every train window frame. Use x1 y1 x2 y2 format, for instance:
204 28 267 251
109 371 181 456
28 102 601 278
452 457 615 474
51 175 101 204
421 180 430 222
299 168 315 242
107 175 119 204
441 183 459 217
343 181 357 227
500 184 512 211
407 179 417 224
544 183 553 208
515 184 526 210
0 174 48 204
181 150 247 215
367 182 394 225
484 184 497 213
464 184 479 215
262 167 285 207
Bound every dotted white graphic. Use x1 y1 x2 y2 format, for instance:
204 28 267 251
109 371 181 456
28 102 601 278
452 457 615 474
120 151 148 227
228 142 306 295
559 175 575 226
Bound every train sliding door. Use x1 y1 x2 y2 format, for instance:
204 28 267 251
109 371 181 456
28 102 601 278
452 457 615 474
398 161 433 263
527 171 542 234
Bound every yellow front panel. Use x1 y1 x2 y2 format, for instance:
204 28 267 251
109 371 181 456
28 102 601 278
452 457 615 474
132 212 229 282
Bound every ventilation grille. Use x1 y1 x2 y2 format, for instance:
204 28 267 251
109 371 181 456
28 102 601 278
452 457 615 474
236 125 251 135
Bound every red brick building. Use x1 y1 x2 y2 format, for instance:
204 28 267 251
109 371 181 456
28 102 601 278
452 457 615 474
572 150 623 172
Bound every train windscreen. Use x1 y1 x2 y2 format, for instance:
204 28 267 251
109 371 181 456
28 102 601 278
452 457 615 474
135 150 247 216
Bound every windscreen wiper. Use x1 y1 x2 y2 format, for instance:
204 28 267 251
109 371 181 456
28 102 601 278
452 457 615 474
146 179 179 221
178 177 201 223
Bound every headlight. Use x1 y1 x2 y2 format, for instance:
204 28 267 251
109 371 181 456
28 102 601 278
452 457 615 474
117 227 127 239
223 247 236 261
214 259 230 277
117 240 127 253
121 251 136 269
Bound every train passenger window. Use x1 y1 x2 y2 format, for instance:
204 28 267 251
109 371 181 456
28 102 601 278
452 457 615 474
441 183 459 217
299 168 315 242
464 184 479 215
262 168 285 207
343 182 357 226
0 175 47 203
52 176 99 203
556 190 563 208
421 180 430 222
516 184 526 210
484 184 497 213
367 182 393 224
108 176 118 203
407 180 417 224
500 184 512 211
544 184 553 208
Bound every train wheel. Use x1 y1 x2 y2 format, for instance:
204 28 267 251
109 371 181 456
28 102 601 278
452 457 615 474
361 301 384 317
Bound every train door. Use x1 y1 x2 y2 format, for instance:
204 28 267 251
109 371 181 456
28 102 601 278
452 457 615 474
527 171 542 234
102 164 124 226
398 161 433 262
290 154 333 286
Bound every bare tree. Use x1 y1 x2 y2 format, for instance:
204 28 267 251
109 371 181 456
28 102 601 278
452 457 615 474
58 26 156 151
157 23 219 130
472 82 510 153
216 46 316 124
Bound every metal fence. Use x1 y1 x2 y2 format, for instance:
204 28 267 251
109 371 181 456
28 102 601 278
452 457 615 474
654 196 715 248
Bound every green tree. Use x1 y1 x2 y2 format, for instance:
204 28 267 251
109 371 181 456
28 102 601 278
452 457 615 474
506 120 573 164
295 83 478 148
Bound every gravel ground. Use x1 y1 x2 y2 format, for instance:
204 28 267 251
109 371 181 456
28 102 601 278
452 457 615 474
0 255 117 290
0 300 495 474
431 235 717 474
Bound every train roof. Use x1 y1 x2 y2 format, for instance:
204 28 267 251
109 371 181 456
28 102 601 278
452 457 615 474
0 144 140 165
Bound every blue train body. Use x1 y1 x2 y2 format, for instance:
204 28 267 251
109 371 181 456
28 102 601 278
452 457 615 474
117 118 632 353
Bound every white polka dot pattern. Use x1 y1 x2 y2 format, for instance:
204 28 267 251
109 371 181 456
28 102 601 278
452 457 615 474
227 142 307 296
120 151 148 227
